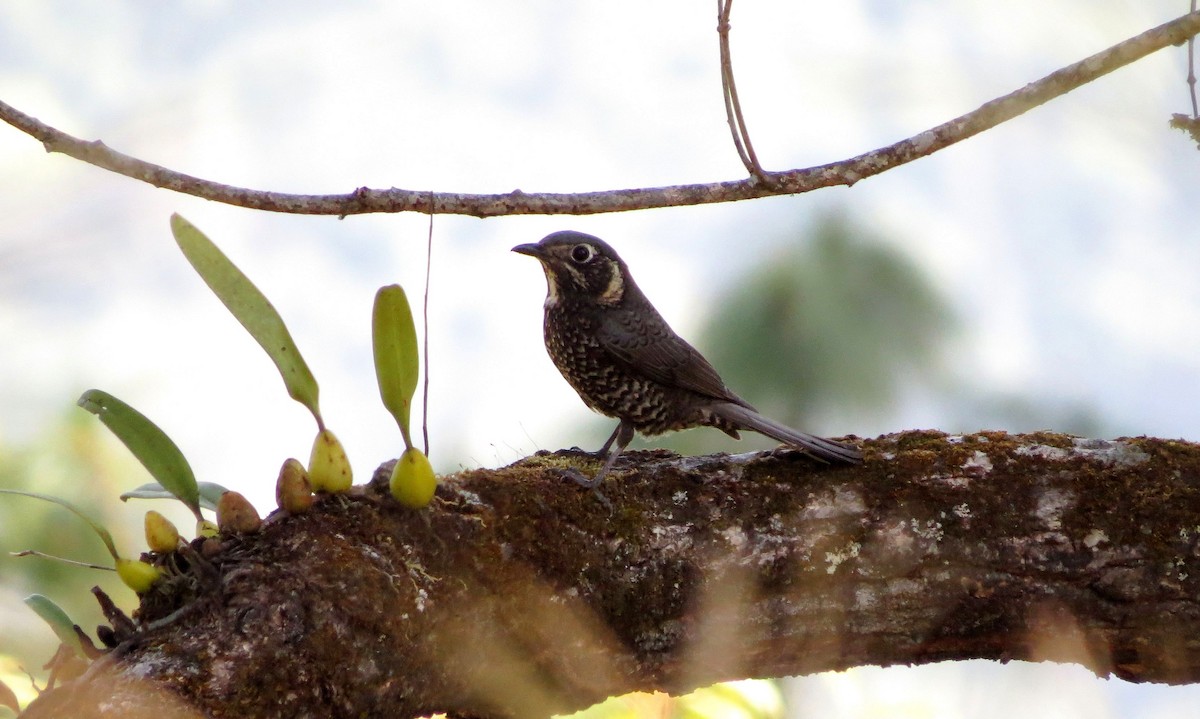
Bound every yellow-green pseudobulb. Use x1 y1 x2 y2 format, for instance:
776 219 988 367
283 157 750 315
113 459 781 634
144 510 181 553
216 491 262 534
308 429 352 493
196 518 219 538
116 558 161 594
389 447 436 509
276 457 314 514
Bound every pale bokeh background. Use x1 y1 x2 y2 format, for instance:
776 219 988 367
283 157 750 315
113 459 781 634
2 1 1199 716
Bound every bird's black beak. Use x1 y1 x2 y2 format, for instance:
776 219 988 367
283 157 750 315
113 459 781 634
511 242 545 258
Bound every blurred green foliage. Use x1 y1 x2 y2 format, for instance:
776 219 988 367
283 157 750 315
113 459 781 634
700 212 954 426
0 410 164 674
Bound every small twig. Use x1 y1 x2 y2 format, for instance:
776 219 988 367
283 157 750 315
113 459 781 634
1191 0 1199 117
90 587 136 639
1 11 1198 217
716 0 749 170
422 195 433 457
717 0 771 185
10 550 113 571
42 644 87 691
140 595 214 635
19 665 40 695
72 626 105 660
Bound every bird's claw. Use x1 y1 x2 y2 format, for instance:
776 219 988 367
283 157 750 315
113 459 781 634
554 466 593 486
553 468 613 512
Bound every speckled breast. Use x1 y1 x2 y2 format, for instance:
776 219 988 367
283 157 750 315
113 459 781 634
543 303 684 435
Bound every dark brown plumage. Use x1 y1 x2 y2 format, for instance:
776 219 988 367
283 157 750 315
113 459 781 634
513 230 862 488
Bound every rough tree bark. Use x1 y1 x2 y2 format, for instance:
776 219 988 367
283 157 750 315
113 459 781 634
20 430 1200 719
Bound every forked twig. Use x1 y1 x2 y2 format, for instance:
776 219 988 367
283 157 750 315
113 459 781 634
717 0 770 184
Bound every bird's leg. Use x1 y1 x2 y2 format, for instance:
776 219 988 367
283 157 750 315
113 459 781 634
566 420 635 489
593 422 623 458
558 420 636 501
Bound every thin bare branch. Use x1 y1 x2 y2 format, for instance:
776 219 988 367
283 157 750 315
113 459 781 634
10 550 113 571
717 0 770 184
2 11 1198 218
422 202 432 457
1190 0 1199 117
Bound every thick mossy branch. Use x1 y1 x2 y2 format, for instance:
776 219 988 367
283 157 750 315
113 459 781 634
21 431 1200 719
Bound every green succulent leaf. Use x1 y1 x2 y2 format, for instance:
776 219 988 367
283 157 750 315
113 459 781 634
372 284 420 449
120 480 231 513
0 489 120 562
77 389 201 519
170 213 323 426
24 594 88 660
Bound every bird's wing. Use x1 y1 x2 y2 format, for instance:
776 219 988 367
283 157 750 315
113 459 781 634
596 307 747 405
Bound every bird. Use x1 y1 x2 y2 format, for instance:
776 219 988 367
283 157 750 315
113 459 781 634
512 230 862 489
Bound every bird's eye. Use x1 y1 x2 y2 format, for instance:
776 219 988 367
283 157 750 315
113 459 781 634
570 244 595 264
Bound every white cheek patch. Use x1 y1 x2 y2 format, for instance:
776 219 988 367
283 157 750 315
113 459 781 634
542 265 559 307
598 268 624 305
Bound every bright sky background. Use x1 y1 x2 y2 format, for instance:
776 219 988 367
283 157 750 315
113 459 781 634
2 1 1199 716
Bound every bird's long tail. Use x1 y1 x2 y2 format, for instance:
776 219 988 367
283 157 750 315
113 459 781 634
711 402 863 464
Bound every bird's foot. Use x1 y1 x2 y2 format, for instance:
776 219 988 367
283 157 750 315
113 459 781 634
554 466 603 488
553 468 613 512
563 445 606 459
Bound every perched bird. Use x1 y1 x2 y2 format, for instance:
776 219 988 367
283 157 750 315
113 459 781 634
512 230 862 488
